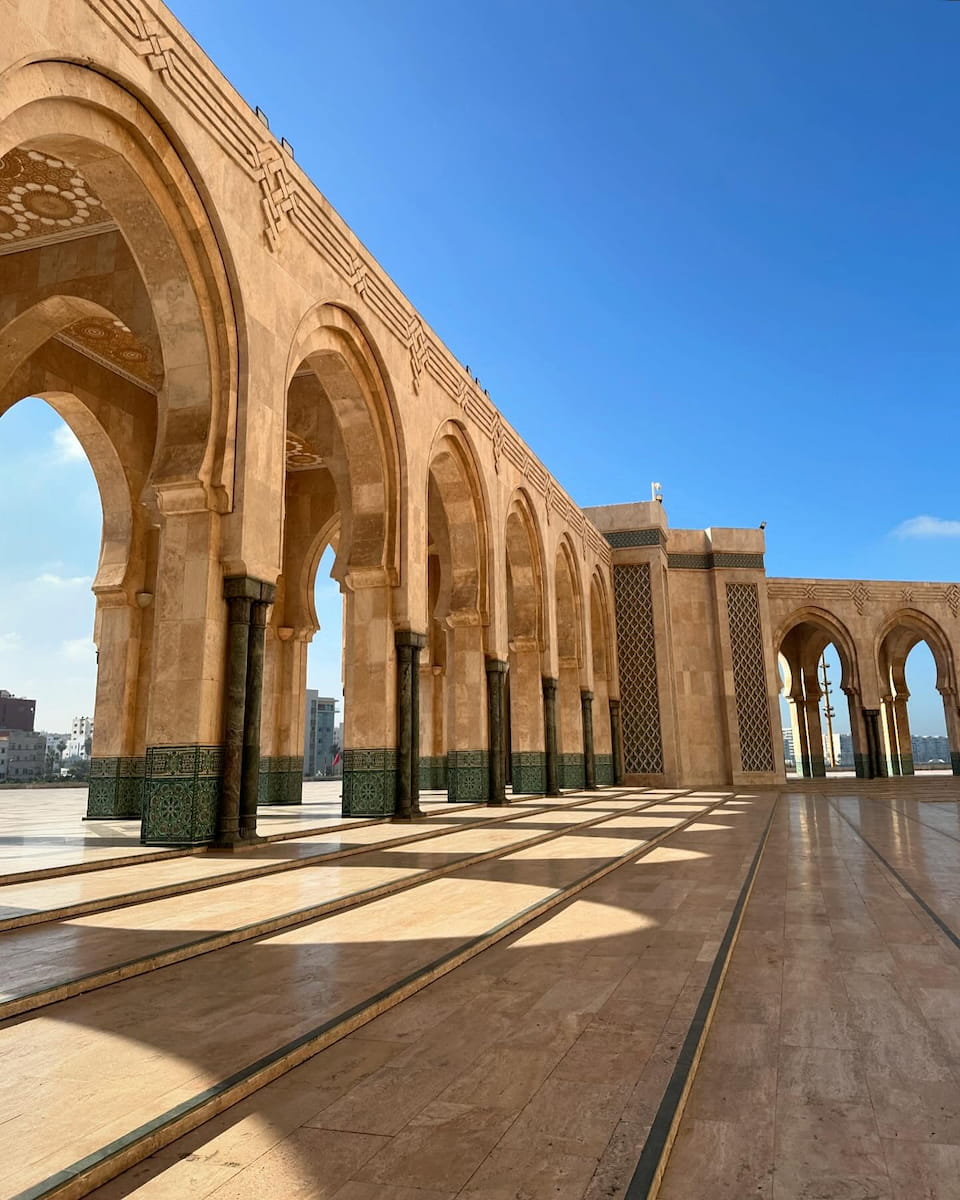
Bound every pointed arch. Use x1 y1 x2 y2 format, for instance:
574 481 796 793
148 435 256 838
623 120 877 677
0 60 239 502
286 304 401 580
875 609 957 695
775 606 860 694
554 534 585 668
427 419 492 622
505 487 547 648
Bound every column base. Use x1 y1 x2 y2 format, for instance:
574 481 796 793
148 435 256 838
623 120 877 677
809 757 827 778
952 752 960 777
419 755 448 791
85 756 145 819
258 756 304 804
510 751 546 795
342 749 397 816
140 745 222 845
595 754 614 786
447 750 489 803
559 753 586 790
899 754 914 776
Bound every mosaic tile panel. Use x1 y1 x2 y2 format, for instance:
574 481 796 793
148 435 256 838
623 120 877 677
726 583 776 773
342 748 397 816
86 756 144 819
141 745 222 845
559 753 586 790
511 751 546 795
613 563 664 775
419 755 448 791
595 754 614 786
604 528 664 548
447 749 489 803
258 755 305 804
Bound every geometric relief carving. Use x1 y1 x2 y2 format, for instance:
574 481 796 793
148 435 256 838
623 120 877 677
342 748 397 816
726 584 776 773
613 563 664 774
141 745 222 844
0 148 111 248
446 750 489 803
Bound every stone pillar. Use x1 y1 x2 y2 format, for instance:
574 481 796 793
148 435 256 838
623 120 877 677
240 590 273 838
802 696 826 778
341 572 397 816
581 690 597 790
787 696 811 777
486 658 509 806
395 631 426 820
557 661 585 789
940 689 960 777
610 698 624 785
140 507 227 846
543 676 560 796
592 674 614 786
862 708 886 779
845 690 870 778
508 638 546 794
86 591 147 819
445 614 489 803
891 695 913 776
261 627 310 805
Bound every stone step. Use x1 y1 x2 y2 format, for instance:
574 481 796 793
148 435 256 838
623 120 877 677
0 792 732 1200
0 792 678 1021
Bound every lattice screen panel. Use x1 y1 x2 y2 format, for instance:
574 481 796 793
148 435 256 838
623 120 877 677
726 583 776 772
613 564 664 774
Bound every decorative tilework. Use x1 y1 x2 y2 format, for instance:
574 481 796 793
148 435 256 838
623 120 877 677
899 753 915 777
668 552 765 571
510 751 546 794
613 563 664 775
446 750 489 803
140 745 222 845
419 755 448 791
342 748 397 816
726 584 776 773
258 756 304 804
595 754 614 786
86 756 144 819
604 529 664 549
559 753 586 790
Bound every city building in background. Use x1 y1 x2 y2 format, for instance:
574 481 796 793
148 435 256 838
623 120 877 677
303 692 338 778
0 730 46 781
912 735 951 766
0 689 36 731
63 716 94 764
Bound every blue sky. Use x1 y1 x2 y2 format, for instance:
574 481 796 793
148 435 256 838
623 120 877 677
1 0 957 733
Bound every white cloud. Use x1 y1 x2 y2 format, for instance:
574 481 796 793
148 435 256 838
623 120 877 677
892 515 960 540
61 637 96 662
34 572 92 588
51 424 85 463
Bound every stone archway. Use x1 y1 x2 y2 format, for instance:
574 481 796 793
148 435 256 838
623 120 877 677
505 489 547 794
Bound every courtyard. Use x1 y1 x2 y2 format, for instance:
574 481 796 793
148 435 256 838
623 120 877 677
3 778 960 1198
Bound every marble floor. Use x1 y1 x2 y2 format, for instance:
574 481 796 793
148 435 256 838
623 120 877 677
2 779 959 1199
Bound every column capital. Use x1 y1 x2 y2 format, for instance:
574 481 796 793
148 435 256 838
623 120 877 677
485 657 509 676
580 689 594 703
224 575 276 604
395 630 428 651
542 676 558 696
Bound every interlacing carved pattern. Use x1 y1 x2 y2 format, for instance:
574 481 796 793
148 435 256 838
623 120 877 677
81 0 611 565
726 584 776 773
613 564 664 774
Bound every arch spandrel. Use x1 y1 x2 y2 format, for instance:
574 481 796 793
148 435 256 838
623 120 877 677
0 62 239 508
286 304 401 585
875 608 958 696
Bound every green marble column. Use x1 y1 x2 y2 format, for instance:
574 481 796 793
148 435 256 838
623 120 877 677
610 698 624 784
542 676 560 796
240 589 274 839
395 631 426 819
486 658 509 806
218 578 254 846
581 690 596 790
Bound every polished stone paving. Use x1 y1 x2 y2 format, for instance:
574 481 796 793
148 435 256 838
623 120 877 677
2 780 960 1198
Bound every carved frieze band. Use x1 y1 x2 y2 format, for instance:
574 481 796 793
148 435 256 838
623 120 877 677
767 578 960 618
604 529 664 549
668 552 765 571
82 0 609 563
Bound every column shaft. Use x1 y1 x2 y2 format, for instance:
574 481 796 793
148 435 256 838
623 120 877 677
543 677 560 796
240 596 272 837
486 658 509 805
219 586 253 845
610 699 624 784
395 631 426 819
581 690 596 790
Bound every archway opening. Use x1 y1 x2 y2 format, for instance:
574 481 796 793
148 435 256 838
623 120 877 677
878 617 957 777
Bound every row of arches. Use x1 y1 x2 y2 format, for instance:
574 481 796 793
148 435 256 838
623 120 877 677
0 58 620 840
777 607 960 778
